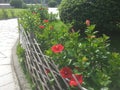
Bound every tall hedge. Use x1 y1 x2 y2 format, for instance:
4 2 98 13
48 0 57 7
59 0 120 33
10 0 25 8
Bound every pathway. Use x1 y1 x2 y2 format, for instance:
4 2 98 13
0 19 19 90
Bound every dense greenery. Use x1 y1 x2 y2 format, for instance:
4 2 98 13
0 9 25 20
0 0 61 5
17 43 36 90
10 0 26 8
59 0 85 33
59 0 120 33
48 0 57 7
23 0 40 3
19 5 120 90
23 0 61 6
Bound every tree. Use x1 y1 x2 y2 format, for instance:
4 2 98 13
59 0 120 33
48 0 57 7
10 0 25 8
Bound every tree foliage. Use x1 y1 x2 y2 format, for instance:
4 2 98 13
10 0 26 8
59 0 120 33
48 0 57 7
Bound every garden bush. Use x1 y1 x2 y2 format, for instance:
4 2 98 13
59 0 120 33
10 0 26 8
56 0 62 4
0 9 8 19
19 5 120 90
48 0 57 7
0 9 25 20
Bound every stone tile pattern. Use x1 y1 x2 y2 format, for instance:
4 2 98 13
0 19 19 90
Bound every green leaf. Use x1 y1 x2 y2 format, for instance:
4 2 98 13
101 87 109 90
68 59 72 65
49 78 55 85
87 25 96 31
102 34 109 40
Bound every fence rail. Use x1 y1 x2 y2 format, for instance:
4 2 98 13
19 25 86 90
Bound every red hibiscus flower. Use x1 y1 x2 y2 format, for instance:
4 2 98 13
69 74 83 87
39 25 45 29
43 19 49 23
60 67 72 79
85 19 90 26
51 44 64 53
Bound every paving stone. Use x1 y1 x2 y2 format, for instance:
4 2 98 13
0 65 12 76
0 82 16 90
0 19 19 90
0 58 11 65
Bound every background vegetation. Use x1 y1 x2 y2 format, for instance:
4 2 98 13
48 0 57 7
19 5 120 90
10 0 26 8
0 9 25 20
59 0 120 52
0 0 119 89
59 0 120 33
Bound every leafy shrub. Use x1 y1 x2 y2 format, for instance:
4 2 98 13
28 5 49 20
19 5 58 36
16 43 26 73
0 9 25 20
108 52 120 90
48 0 57 7
17 43 25 58
1 9 8 19
45 24 112 90
59 0 120 33
59 0 89 33
56 0 62 4
49 13 58 21
19 6 120 90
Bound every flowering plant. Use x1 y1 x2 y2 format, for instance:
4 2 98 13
51 44 64 53
19 6 120 90
60 67 83 87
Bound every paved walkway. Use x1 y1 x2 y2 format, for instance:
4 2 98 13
0 19 19 90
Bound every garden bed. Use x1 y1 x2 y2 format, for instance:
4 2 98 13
19 24 86 90
18 5 120 90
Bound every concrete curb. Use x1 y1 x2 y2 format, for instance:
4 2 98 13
11 39 31 90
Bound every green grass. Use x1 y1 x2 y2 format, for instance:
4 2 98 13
0 9 26 20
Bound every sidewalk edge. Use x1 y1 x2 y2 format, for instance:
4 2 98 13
11 38 31 90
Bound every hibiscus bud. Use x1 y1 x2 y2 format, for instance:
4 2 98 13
82 56 88 62
90 35 96 38
43 19 49 23
85 19 90 26
88 35 96 39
